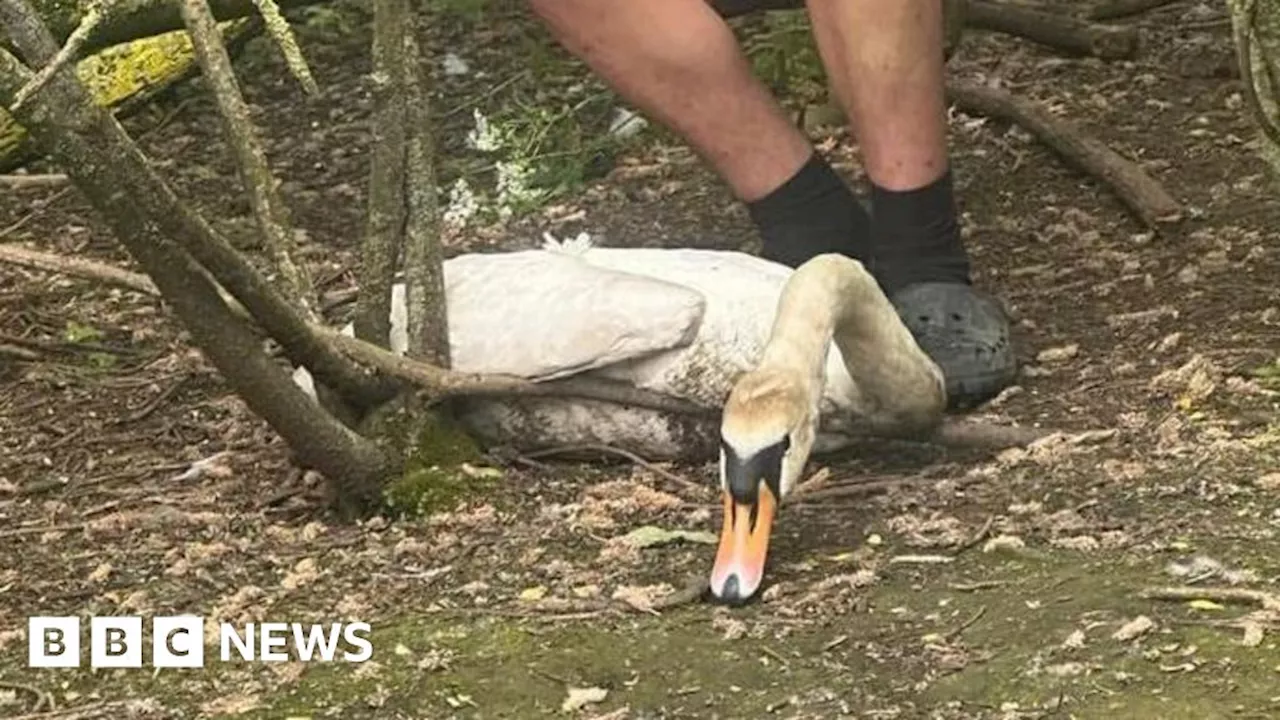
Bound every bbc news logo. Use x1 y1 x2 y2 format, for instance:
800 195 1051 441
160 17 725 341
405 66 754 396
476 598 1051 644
28 616 372 668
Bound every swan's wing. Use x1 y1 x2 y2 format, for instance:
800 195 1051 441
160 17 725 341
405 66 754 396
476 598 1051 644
432 250 706 380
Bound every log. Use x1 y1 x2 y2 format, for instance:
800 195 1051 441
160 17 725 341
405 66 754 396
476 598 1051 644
947 82 1183 229
18 0 316 56
0 18 258 172
1087 0 1181 22
967 0 1139 59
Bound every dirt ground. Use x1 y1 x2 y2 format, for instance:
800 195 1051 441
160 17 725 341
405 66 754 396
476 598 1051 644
4 1 1280 718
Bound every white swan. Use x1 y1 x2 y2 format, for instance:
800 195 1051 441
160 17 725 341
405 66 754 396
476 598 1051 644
293 233 947 602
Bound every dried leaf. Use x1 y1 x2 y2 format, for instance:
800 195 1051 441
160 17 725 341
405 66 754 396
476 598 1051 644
519 585 548 602
617 525 715 550
1112 615 1155 641
1188 599 1225 611
561 686 608 713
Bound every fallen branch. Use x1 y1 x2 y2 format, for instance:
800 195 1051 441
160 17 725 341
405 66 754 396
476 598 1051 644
0 173 68 188
0 242 159 296
967 0 1139 60
0 680 54 714
522 443 710 495
319 326 712 415
323 324 1060 455
1139 585 1280 611
929 416 1052 450
1088 0 1181 21
948 81 1183 229
0 342 41 361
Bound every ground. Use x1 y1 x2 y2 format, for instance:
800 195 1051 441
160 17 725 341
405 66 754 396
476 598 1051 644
3 1 1280 718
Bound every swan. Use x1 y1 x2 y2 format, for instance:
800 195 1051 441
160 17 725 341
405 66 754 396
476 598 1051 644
293 233 947 602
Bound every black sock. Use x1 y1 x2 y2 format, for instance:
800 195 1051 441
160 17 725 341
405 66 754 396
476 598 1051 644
870 168 972 295
747 153 872 269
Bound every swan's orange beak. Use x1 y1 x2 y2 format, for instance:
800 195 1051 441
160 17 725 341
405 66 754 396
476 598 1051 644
708 482 776 604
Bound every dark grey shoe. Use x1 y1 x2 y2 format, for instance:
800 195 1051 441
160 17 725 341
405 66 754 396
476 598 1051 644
890 282 1017 410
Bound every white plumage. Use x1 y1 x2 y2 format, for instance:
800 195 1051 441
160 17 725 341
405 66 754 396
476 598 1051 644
294 233 874 460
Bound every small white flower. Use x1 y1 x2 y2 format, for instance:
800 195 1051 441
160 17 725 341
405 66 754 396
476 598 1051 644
442 178 478 227
465 109 502 152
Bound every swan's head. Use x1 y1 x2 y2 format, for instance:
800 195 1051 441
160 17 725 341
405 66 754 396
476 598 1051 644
710 369 817 605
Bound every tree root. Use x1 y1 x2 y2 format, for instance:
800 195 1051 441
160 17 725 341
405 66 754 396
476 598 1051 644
948 81 1183 230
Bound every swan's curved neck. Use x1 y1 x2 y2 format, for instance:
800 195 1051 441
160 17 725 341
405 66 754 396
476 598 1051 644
759 254 947 435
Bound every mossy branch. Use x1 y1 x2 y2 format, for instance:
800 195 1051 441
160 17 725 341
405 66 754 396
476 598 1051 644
353 0 409 349
177 0 319 320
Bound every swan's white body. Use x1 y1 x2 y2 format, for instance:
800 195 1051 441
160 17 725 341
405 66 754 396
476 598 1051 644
293 234 880 460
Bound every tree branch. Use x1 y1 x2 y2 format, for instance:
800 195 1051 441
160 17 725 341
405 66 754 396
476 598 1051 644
1 0 390 407
402 27 449 365
0 38 393 511
967 0 1139 60
319 326 714 416
947 81 1183 229
353 0 408 349
0 242 159 295
7 1 105 112
177 0 319 319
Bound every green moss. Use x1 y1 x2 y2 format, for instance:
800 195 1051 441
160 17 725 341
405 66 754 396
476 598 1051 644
360 394 494 518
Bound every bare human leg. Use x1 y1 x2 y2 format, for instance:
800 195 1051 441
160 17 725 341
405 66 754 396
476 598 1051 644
526 0 874 268
807 0 1016 405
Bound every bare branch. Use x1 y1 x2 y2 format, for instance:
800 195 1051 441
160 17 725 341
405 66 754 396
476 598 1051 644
178 0 319 319
318 327 715 416
7 1 106 112
0 242 159 295
402 28 449 365
947 81 1183 230
0 0 387 405
0 172 68 187
0 40 394 510
353 0 409 348
249 0 318 95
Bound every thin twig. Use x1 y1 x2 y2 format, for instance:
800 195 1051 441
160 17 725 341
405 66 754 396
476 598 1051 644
8 4 104 112
0 680 54 713
1139 585 1280 611
953 515 997 556
0 173 69 188
523 443 709 495
179 0 319 319
0 522 85 540
0 243 158 295
943 605 988 641
319 326 712 415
